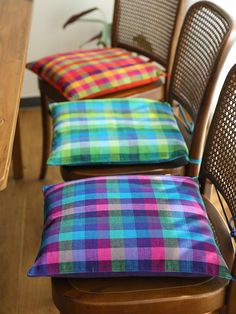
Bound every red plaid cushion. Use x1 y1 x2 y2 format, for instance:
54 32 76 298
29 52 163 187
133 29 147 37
27 48 162 100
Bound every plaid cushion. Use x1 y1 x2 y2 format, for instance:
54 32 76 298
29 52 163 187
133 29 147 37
26 48 161 100
28 175 231 279
48 99 188 166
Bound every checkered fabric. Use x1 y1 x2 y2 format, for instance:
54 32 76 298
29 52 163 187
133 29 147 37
26 48 161 100
28 175 231 279
48 99 189 166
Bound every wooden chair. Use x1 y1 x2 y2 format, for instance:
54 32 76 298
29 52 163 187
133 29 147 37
50 56 236 314
59 1 234 182
28 0 184 179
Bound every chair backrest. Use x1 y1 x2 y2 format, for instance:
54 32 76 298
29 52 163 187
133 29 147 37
198 63 236 313
166 1 235 176
111 0 180 67
168 1 231 123
199 64 236 231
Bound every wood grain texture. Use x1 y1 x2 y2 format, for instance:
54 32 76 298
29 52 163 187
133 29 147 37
0 0 33 191
0 108 60 314
12 117 23 180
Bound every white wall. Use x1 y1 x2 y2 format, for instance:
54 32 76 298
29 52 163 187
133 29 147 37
22 0 115 97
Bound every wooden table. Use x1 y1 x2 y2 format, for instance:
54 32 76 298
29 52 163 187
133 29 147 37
0 0 33 191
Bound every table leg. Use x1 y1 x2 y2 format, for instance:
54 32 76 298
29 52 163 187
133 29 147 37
12 116 23 179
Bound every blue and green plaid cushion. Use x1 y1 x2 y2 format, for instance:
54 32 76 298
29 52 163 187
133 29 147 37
48 99 189 166
28 175 231 279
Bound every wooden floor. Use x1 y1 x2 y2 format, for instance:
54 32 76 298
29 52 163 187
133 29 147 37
0 107 222 314
0 107 60 314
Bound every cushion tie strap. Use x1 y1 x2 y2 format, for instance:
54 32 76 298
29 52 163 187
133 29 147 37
188 157 202 165
231 229 236 238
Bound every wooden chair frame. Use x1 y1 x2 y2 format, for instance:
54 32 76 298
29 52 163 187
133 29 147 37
59 1 234 181
34 0 185 179
50 61 236 314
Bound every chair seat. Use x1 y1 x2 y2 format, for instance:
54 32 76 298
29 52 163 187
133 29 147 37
48 99 189 167
48 188 230 314
27 48 162 101
52 275 227 314
60 163 183 181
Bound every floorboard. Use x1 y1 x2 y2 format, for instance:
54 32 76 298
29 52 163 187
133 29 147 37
0 107 60 314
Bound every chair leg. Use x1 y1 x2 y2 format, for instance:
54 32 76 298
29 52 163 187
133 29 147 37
203 178 213 200
39 88 51 180
12 116 23 179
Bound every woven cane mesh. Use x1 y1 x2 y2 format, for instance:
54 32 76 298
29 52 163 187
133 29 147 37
201 65 236 223
113 0 179 66
169 3 230 122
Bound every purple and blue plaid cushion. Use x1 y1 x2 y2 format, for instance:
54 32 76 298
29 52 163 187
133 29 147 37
48 99 189 166
28 175 231 279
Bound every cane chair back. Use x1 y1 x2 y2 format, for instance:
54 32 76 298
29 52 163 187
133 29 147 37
164 1 233 175
199 64 236 231
165 1 233 176
186 0 236 176
51 63 236 314
199 63 236 314
168 1 231 122
112 0 179 67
